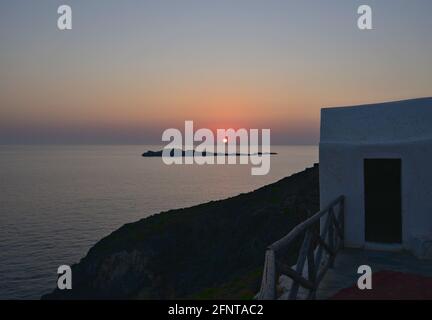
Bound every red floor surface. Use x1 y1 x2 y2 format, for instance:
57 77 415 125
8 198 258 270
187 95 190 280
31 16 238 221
331 270 432 300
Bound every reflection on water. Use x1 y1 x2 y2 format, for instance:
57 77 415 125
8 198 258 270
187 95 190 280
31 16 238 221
0 145 317 299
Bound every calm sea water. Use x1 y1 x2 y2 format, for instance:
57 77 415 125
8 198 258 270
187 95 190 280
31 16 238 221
0 145 317 299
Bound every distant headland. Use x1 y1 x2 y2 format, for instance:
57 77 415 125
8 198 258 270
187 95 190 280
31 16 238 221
142 149 278 157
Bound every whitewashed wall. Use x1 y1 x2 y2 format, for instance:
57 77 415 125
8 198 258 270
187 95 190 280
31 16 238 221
319 98 432 257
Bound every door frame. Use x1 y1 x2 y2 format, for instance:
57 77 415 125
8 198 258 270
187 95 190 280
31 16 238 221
361 152 404 246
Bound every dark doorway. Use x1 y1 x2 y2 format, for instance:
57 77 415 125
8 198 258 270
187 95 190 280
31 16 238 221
364 159 402 243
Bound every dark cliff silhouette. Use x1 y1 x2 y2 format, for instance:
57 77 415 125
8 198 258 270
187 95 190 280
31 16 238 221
43 164 319 299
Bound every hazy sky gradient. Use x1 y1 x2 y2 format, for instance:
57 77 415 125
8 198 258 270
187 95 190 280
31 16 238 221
1 0 431 144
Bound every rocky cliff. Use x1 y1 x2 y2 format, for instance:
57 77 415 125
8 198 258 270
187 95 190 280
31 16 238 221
43 164 319 299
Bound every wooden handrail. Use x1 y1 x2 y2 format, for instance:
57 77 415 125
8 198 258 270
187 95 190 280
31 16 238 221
269 195 344 253
258 195 344 300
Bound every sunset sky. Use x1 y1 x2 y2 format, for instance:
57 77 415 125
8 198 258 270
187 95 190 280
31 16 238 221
1 0 431 144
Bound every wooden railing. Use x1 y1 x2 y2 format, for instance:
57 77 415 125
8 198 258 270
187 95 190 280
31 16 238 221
258 195 345 300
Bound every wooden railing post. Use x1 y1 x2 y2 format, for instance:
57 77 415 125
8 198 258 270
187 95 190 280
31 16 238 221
306 231 317 300
258 195 345 300
339 198 345 248
328 208 335 268
258 249 276 300
289 230 313 299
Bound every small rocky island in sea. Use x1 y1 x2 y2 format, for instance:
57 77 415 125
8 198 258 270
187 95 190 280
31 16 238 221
142 149 278 157
43 164 318 300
